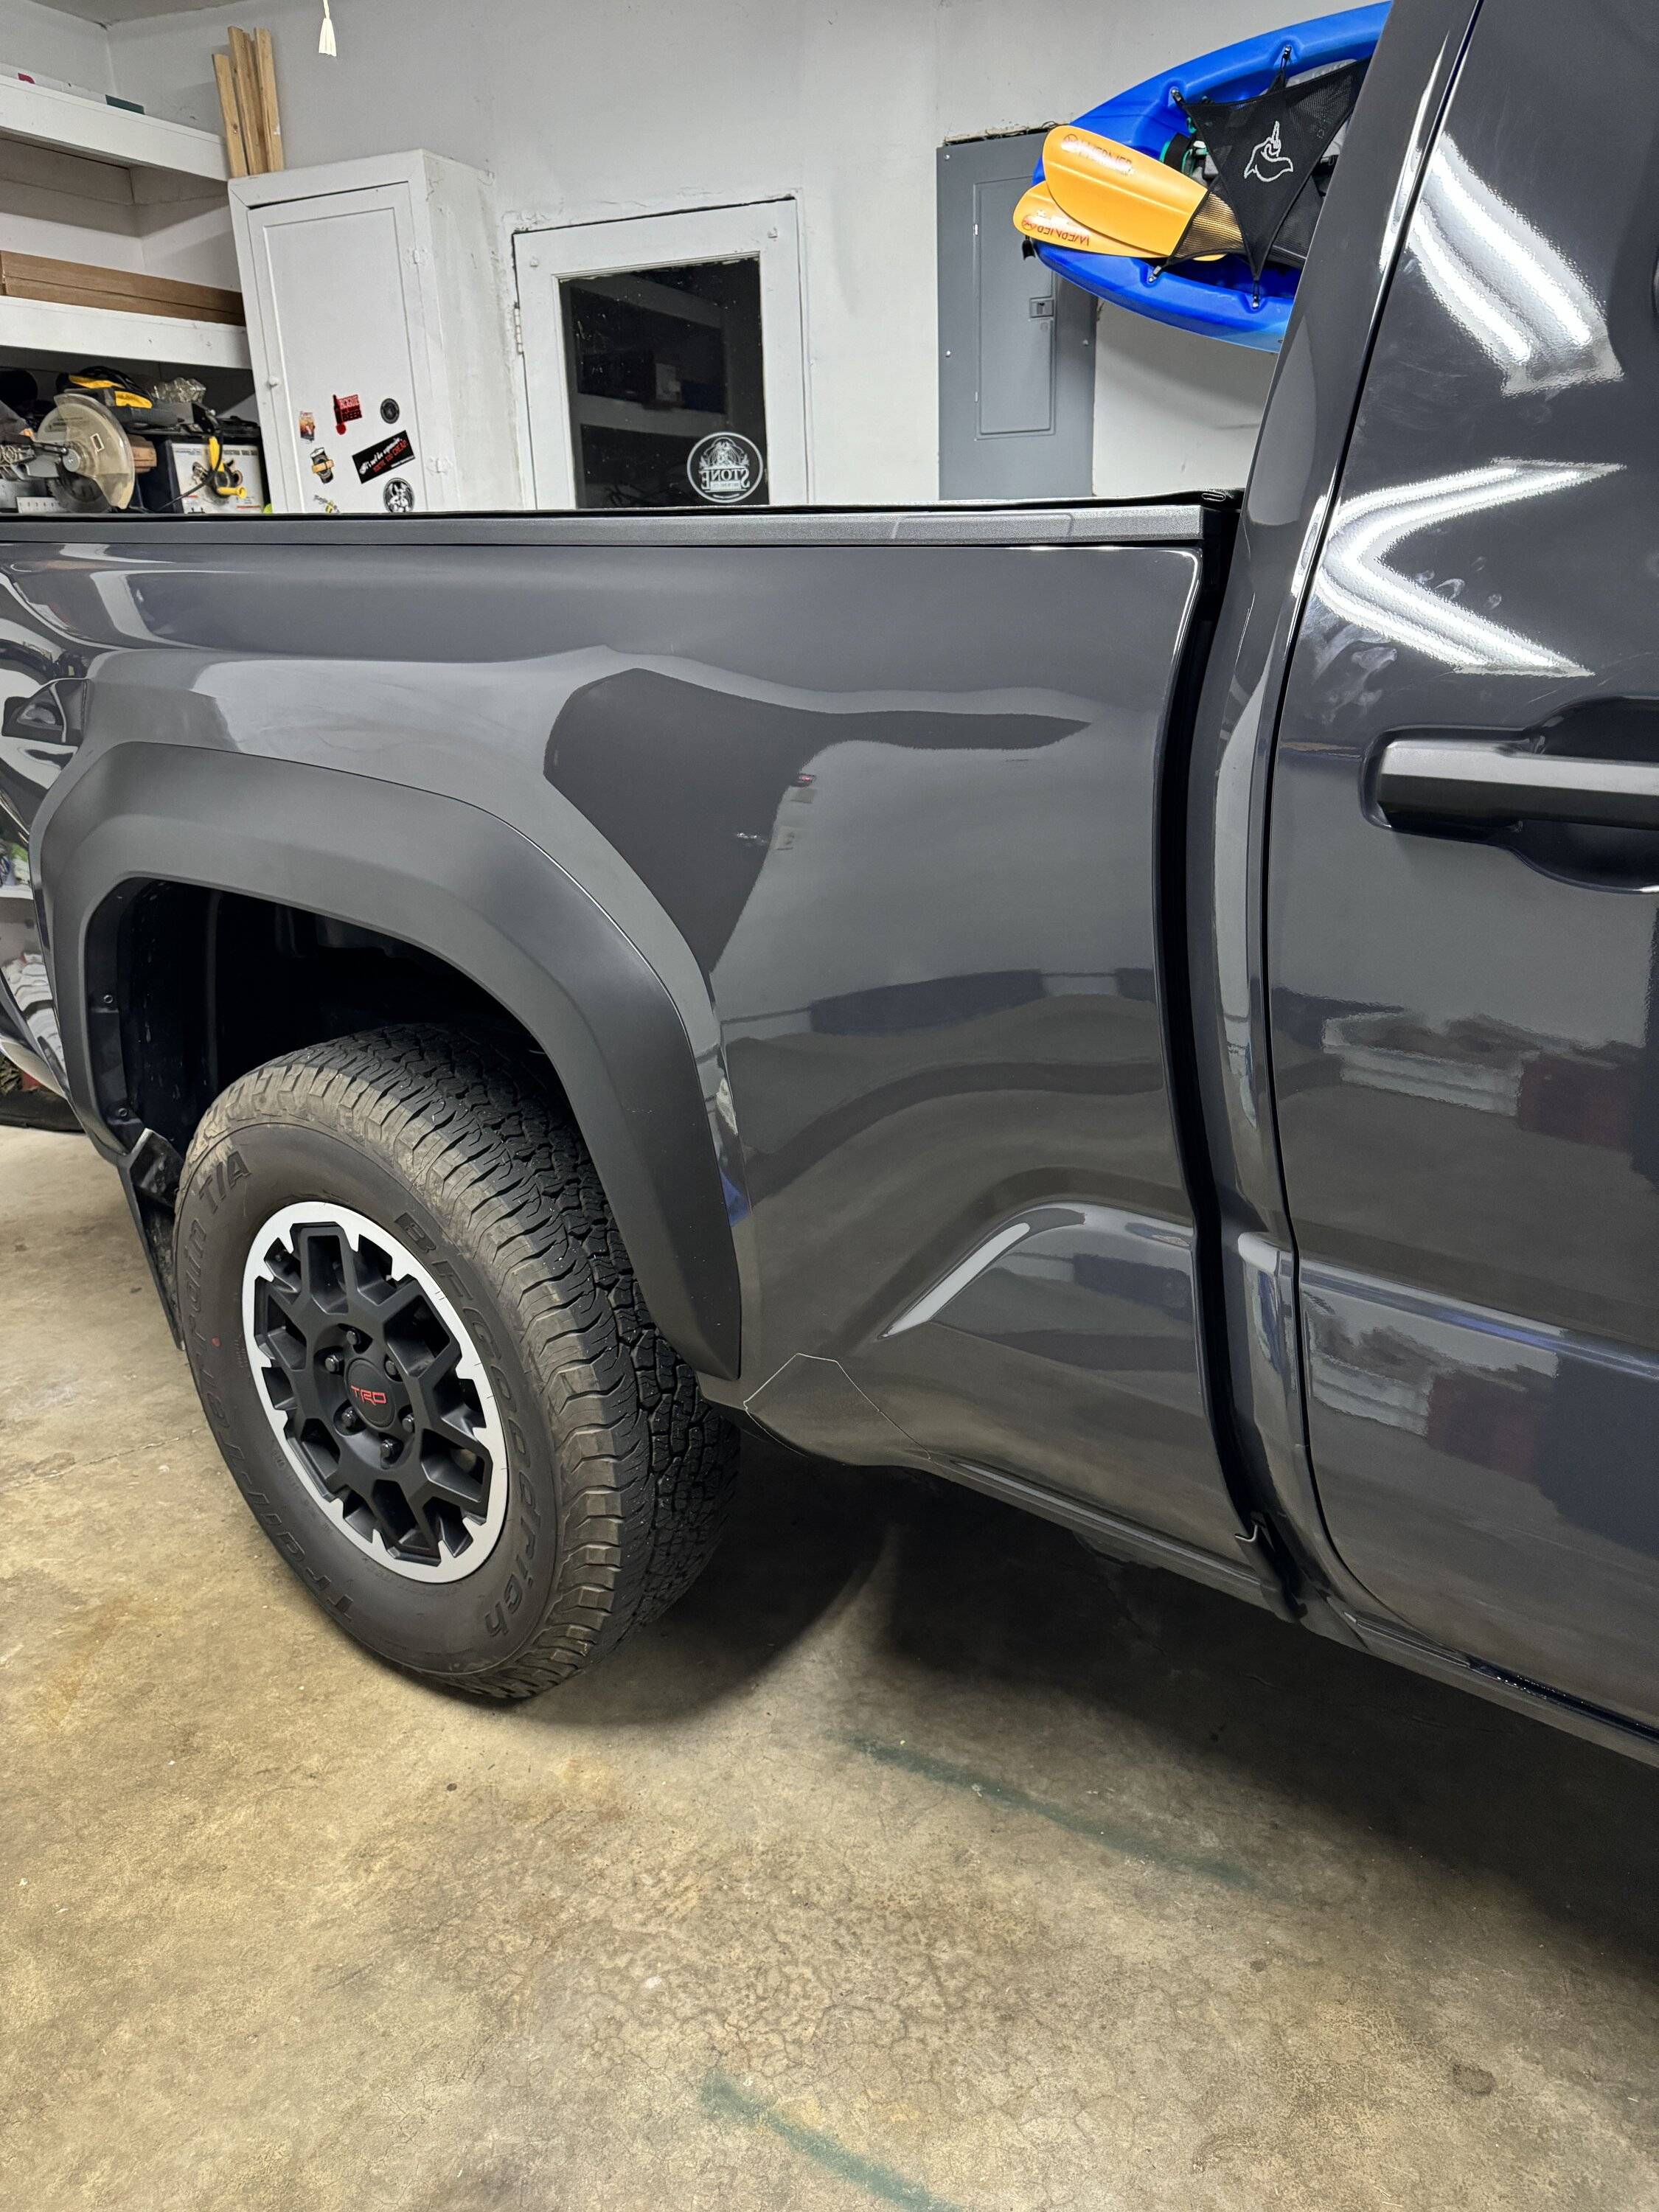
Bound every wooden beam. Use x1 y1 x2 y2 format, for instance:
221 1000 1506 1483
213 51 248 179
229 27 267 174
254 29 284 173
0 252 244 324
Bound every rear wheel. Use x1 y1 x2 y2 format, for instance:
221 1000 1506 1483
173 1026 738 1697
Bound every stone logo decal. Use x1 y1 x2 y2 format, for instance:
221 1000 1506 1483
688 432 765 506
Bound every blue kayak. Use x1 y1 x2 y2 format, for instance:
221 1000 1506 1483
1032 4 1389 351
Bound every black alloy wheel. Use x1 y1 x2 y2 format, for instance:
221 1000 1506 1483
244 1203 507 1582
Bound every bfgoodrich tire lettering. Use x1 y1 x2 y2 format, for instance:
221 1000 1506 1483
173 1026 739 1697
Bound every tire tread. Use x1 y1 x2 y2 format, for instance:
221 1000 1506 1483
181 1023 738 1700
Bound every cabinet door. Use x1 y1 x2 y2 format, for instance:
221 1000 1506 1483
243 184 432 517
1269 0 1659 1723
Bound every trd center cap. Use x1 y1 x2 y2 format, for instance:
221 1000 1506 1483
345 1358 400 1430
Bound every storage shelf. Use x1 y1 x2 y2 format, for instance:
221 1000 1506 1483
0 74 226 185
0 882 35 907
574 394 728 439
0 294 248 371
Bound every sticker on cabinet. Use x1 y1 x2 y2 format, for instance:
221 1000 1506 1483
353 431 415 483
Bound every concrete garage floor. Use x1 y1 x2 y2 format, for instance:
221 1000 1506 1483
7 1127 1659 2211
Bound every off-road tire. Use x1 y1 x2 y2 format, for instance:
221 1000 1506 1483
173 1024 739 1697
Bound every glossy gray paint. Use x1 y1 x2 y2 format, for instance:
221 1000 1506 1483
1 502 1259 1567
1185 0 1482 1617
1267 0 1659 1725
14 0 1659 1761
857 1200 1235 1552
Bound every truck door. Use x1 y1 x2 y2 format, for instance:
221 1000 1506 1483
1269 0 1659 1722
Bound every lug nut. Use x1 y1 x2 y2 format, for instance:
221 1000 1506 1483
380 1437 400 1464
323 1352 344 1375
400 1411 416 1435
384 1357 400 1381
338 1407 361 1434
349 1331 369 1354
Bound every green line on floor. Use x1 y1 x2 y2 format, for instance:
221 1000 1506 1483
701 2072 966 2212
843 1734 1257 1892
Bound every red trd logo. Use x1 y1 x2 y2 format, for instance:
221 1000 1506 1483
352 1385 389 1408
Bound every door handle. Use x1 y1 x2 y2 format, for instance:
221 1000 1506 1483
1376 736 1659 833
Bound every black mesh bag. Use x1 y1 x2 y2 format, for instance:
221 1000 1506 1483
1175 58 1365 280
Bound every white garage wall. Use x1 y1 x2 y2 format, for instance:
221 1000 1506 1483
0 0 112 89
96 0 1290 503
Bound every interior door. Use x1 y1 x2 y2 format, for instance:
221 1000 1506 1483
515 203 807 510
1268 0 1659 1724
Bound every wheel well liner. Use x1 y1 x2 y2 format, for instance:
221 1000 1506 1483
38 743 741 1379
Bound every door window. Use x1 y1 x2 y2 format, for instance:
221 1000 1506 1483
560 259 768 509
516 204 806 510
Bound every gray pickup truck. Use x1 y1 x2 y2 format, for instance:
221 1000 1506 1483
7 0 1659 1764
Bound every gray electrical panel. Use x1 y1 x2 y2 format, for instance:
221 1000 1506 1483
937 132 1095 501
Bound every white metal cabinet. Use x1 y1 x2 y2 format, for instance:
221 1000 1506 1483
232 150 521 516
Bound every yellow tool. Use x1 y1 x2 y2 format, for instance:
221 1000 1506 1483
1040 125 1245 261
65 369 154 414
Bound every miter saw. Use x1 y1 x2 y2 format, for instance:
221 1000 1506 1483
0 389 150 515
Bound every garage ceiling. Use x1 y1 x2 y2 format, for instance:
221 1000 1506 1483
31 1 232 21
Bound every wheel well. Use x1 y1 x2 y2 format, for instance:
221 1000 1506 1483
112 884 560 1156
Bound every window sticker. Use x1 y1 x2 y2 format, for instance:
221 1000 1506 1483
384 479 416 514
298 411 316 442
333 393 363 435
687 432 764 505
310 448 335 484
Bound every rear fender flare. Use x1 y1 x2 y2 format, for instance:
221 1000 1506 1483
37 743 742 1380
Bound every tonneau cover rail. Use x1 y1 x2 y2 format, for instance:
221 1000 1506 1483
0 501 1221 552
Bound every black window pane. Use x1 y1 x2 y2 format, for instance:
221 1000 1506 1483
559 257 768 508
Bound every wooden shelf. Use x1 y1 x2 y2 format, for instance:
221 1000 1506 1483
0 75 226 187
0 294 248 371
0 81 240 375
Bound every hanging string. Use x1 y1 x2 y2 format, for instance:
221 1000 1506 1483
319 0 338 57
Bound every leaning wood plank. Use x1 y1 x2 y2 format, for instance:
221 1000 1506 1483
214 51 248 178
254 29 285 173
229 27 267 174
0 253 243 319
